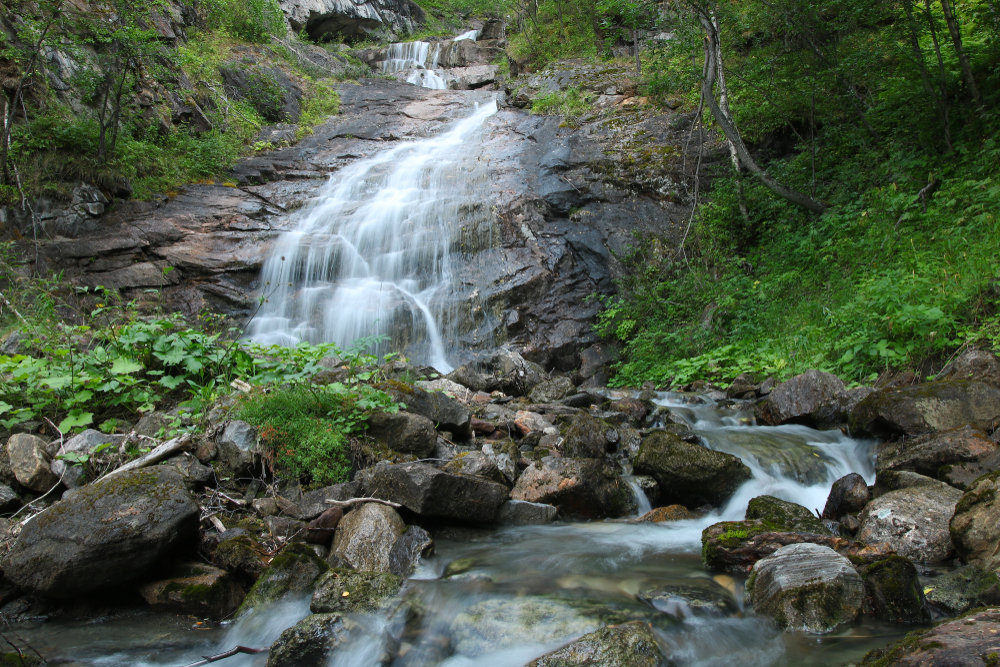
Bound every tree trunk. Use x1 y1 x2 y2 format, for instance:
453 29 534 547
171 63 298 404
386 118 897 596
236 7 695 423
712 15 738 171
905 0 952 152
938 0 982 104
1 95 10 186
554 0 566 38
924 0 956 147
698 16 827 215
634 29 641 74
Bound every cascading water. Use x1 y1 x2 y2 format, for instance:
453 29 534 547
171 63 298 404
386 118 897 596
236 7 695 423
246 101 498 371
20 392 908 667
382 40 448 89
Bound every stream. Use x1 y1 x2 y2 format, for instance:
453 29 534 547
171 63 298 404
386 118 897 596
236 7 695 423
12 393 917 667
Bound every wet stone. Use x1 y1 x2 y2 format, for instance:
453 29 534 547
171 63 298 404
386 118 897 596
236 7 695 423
309 568 404 614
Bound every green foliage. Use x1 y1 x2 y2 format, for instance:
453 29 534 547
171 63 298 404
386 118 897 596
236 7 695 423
202 0 288 43
529 86 593 122
296 79 341 139
238 383 401 485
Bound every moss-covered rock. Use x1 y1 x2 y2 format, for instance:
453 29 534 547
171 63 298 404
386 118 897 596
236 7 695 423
239 543 329 615
746 495 831 534
633 431 751 507
525 621 664 667
637 579 738 618
854 607 1000 667
265 612 389 667
138 562 245 620
0 653 42 666
950 470 1000 571
309 568 404 614
213 534 268 583
859 556 928 624
561 413 607 459
925 564 1000 615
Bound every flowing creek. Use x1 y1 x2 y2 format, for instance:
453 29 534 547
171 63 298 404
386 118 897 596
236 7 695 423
14 393 918 667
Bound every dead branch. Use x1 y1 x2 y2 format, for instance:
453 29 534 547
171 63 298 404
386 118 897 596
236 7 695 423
100 434 191 480
175 646 269 667
325 497 402 509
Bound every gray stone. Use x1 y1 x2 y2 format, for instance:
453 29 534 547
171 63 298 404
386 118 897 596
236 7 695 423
310 569 404 614
387 525 434 577
6 434 58 492
266 612 389 667
0 484 19 512
266 515 308 541
525 621 664 667
382 383 471 439
822 473 871 520
858 556 928 623
330 502 406 573
51 429 124 488
528 377 576 404
850 380 1000 437
365 410 437 457
286 482 359 521
925 564 1000 615
766 370 846 424
857 483 963 562
240 543 330 613
746 543 864 633
633 431 752 507
496 499 558 525
357 461 508 523
1 468 198 597
876 425 998 478
950 470 1000 571
216 420 259 475
852 608 1000 667
511 458 630 519
159 453 215 490
935 348 1000 387
138 562 245 620
442 451 505 485
561 413 607 459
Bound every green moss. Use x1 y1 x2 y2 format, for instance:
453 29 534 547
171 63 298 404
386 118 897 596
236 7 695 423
309 569 404 614
0 653 42 666
239 543 329 614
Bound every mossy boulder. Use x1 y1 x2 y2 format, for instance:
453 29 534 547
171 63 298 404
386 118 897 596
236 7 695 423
746 543 864 633
529 377 576 404
637 579 738 618
746 495 831 535
213 534 268 583
850 380 1000 437
309 568 404 614
950 470 1000 571
859 556 928 624
265 612 389 667
239 543 329 614
329 502 405 573
525 621 665 667
561 413 608 459
925 564 1000 615
633 431 751 507
1 468 198 598
876 425 998 478
138 562 245 620
854 607 1000 667
0 653 42 666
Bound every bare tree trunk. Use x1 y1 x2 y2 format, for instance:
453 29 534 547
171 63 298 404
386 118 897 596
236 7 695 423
924 0 956 147
905 0 952 152
698 16 827 214
633 29 641 74
938 0 982 104
554 0 566 37
712 15 738 171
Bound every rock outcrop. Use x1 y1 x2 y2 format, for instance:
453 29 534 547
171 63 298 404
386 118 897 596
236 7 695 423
850 380 1000 437
950 470 1000 570
280 0 425 40
3 468 198 598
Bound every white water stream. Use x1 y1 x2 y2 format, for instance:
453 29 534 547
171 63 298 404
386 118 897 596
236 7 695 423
247 102 498 370
382 41 448 89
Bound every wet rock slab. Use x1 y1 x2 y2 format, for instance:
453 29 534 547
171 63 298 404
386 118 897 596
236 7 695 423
526 621 665 667
855 607 1000 667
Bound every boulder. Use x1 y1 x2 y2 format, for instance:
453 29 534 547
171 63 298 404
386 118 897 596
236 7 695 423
514 410 556 436
6 434 59 492
633 431 752 507
634 505 695 522
876 426 998 478
496 499 559 525
511 458 630 519
303 508 342 545
925 565 1000 615
357 462 508 523
935 349 1000 387
280 0 425 41
266 516 308 541
216 420 260 476
2 468 198 597
607 397 651 424
859 556 928 623
286 481 359 521
850 380 1000 437
266 612 389 667
387 525 433 577
727 372 759 399
330 502 406 573
213 534 268 582
526 621 664 667
447 348 547 397
138 562 245 620
745 495 831 534
854 608 1000 667
365 411 436 458
381 382 471 439
857 483 963 563
0 484 19 513
50 429 124 488
822 473 871 520
637 579 738 618
561 413 607 459
701 520 893 574
481 442 517 484
872 469 956 498
765 370 846 425
950 470 1000 570
940 450 1000 490
528 377 575 404
309 568 404 614
442 451 505 485
159 454 215 490
746 543 864 633
240 543 329 613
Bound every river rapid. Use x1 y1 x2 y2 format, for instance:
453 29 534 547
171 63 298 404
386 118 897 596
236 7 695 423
13 393 918 667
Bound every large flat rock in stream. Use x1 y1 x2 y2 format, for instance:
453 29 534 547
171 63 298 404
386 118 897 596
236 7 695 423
2 468 199 597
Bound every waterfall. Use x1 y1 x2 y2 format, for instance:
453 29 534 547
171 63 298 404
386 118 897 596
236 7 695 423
382 41 448 89
247 101 499 371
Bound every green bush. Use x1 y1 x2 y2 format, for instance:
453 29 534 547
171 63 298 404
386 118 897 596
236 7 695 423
203 0 287 43
529 86 593 122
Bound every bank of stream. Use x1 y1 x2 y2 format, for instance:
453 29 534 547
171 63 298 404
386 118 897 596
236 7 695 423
11 393 917 667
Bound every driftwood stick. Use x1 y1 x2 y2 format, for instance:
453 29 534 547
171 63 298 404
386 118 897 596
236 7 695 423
175 645 269 667
325 497 402 509
101 434 191 480
208 515 227 533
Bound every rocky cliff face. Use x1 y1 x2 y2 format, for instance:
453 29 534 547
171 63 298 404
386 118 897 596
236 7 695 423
280 0 425 41
8 73 709 369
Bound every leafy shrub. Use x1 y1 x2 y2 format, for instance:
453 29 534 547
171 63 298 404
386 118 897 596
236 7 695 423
529 87 593 122
203 0 287 43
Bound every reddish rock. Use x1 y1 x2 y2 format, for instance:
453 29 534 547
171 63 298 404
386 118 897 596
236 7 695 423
634 505 695 522
855 607 1000 667
514 411 555 436
471 417 496 434
305 507 343 545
